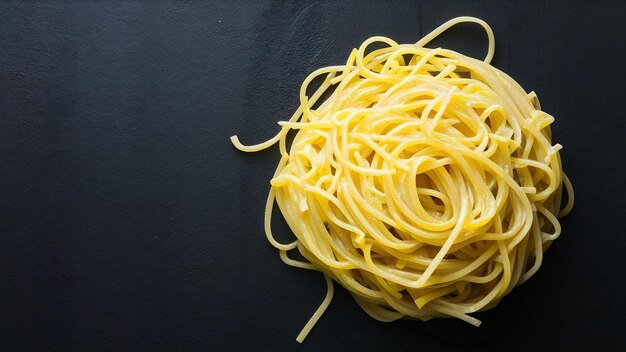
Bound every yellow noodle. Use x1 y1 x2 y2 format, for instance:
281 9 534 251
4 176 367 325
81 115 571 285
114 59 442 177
231 16 574 342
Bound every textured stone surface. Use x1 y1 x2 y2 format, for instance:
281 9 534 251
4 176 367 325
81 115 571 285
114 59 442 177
0 1 624 351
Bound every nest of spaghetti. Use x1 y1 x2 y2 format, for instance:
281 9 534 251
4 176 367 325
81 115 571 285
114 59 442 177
233 21 573 332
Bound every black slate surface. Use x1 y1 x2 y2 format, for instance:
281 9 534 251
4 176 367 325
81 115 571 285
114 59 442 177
1 1 625 351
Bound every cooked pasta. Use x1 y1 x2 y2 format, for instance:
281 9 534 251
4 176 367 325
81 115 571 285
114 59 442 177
231 16 574 342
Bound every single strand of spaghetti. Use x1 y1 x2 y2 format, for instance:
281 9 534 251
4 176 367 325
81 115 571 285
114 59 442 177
263 153 300 251
559 173 574 217
279 249 317 270
296 274 334 343
231 66 338 152
298 67 341 121
415 16 495 64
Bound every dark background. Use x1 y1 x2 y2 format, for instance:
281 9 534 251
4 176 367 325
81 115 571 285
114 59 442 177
1 1 625 351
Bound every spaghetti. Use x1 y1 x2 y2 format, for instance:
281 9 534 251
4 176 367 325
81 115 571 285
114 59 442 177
231 16 574 342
